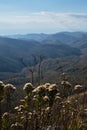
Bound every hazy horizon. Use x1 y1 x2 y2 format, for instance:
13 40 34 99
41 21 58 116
0 0 87 35
1 31 86 37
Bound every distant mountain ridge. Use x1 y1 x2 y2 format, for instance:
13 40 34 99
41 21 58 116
0 31 86 73
0 35 81 72
0 31 87 86
7 32 87 44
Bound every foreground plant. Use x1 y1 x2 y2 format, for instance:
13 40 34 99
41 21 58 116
0 79 86 130
0 81 5 130
2 112 10 130
4 84 16 112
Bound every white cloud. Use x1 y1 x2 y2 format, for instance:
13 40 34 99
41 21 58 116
0 12 87 34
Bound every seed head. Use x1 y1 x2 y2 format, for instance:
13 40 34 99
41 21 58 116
4 84 16 94
14 106 19 111
32 85 46 96
23 83 33 95
43 95 50 102
44 83 51 89
45 107 51 113
49 84 57 91
54 95 62 102
0 81 5 101
11 122 23 129
61 81 72 87
74 85 83 90
2 112 9 119
0 81 5 92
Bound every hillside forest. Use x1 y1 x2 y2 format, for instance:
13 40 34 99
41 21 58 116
0 32 87 129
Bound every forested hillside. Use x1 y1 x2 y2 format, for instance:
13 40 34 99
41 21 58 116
0 32 87 88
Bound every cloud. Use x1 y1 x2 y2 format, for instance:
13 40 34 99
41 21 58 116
0 12 87 34
70 14 87 19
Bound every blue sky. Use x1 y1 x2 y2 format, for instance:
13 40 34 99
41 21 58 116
0 0 87 34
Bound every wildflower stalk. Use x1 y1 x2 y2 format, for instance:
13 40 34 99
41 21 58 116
4 84 16 112
0 81 5 130
0 105 2 130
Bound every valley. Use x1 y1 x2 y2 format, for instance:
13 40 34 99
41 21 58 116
0 32 87 88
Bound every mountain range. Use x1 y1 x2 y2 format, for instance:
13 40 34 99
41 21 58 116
8 31 87 44
0 32 87 86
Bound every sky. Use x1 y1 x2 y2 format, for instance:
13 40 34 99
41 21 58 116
0 0 87 35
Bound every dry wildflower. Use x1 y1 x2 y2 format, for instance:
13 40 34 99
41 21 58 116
11 124 15 128
74 85 83 90
20 116 25 120
14 106 19 111
43 95 50 102
32 95 38 102
4 84 16 94
11 122 23 129
0 81 5 101
56 93 60 96
23 83 33 95
32 111 38 119
0 81 4 85
32 85 42 93
18 105 24 112
45 107 51 113
20 112 23 114
62 105 65 109
82 108 87 116
20 99 25 104
28 112 32 116
65 100 71 105
80 108 87 122
44 83 51 89
32 86 41 94
2 112 9 119
49 84 57 91
24 96 28 101
14 105 24 112
61 81 72 87
32 85 46 96
84 108 87 114
0 81 5 91
28 112 32 119
54 95 62 102
48 84 58 98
